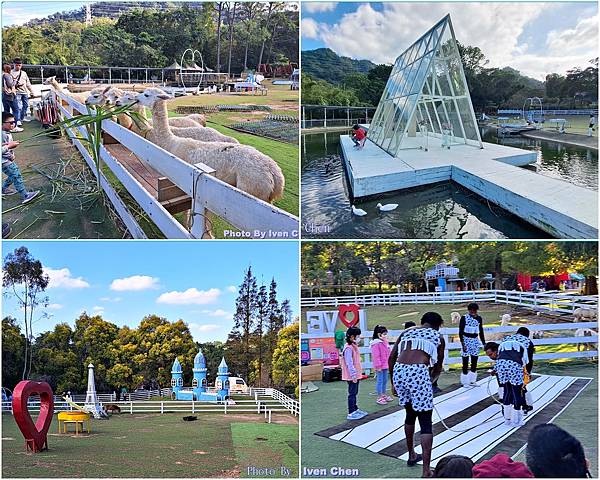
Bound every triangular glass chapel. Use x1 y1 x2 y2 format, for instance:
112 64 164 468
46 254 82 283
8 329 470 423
368 14 483 156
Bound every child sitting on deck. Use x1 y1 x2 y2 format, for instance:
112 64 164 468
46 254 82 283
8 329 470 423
2 112 39 204
351 124 367 148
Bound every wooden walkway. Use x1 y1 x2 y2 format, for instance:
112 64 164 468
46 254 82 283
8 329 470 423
341 135 598 238
521 130 598 150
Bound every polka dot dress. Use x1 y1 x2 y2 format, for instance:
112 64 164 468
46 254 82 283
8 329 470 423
495 358 524 386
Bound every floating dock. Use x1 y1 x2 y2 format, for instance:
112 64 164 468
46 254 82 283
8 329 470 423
340 135 598 238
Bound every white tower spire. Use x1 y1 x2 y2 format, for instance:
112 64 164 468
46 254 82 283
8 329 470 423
84 363 107 418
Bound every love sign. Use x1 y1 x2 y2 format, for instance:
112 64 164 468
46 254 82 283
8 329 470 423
306 306 367 335
338 304 360 328
12 380 54 452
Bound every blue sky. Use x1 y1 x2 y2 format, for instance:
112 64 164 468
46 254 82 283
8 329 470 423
2 241 299 343
2 1 88 27
302 2 598 79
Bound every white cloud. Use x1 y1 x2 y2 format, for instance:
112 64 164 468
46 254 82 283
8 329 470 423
93 306 104 312
110 275 159 292
156 288 221 305
546 14 598 57
100 296 122 302
201 309 234 319
1 8 44 26
301 18 321 40
189 323 221 334
226 285 237 293
45 267 90 289
303 2 337 14
310 3 595 79
46 303 63 310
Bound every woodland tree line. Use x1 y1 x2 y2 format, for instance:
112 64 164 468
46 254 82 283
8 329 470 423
2 248 298 397
2 3 298 75
301 242 598 296
302 44 598 111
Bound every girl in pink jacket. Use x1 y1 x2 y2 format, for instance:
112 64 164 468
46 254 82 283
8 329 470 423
371 325 393 405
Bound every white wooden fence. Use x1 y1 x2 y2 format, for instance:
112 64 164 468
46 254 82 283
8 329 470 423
55 90 299 239
300 289 598 315
2 388 299 420
349 322 598 373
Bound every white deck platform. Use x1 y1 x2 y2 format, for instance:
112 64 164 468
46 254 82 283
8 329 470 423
340 135 598 238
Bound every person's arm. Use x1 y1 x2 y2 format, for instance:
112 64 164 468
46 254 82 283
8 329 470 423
388 335 402 394
431 336 445 384
343 348 358 380
526 343 534 374
24 72 35 96
479 316 486 344
459 316 466 348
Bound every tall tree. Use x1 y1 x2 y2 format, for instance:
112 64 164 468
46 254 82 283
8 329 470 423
272 322 299 397
253 283 268 386
215 2 224 72
226 2 237 75
3 246 49 380
231 266 258 381
2 317 26 390
256 2 274 69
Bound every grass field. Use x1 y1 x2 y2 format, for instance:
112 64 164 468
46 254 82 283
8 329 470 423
2 412 299 478
301 361 597 478
541 115 598 137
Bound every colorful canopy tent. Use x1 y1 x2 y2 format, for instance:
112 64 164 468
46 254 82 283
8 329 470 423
368 14 483 156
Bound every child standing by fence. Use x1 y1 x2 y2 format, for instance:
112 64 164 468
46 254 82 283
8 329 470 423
371 325 393 405
341 326 367 420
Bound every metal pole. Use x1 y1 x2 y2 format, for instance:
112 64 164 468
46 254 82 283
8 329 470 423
145 69 148 83
109 68 112 84
128 69 131 84
40 66 44 83
347 107 350 127
324 107 327 128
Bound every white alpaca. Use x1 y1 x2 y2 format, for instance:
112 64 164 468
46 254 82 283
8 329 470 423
135 88 284 203
574 307 598 321
116 91 238 144
44 76 102 104
575 328 597 352
450 312 460 324
500 314 511 326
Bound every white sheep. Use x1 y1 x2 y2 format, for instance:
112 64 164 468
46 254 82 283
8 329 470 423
450 312 460 324
116 91 238 144
575 328 597 353
532 330 544 339
573 307 598 321
135 87 284 203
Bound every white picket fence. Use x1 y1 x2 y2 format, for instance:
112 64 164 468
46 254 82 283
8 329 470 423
54 90 299 239
122 388 172 401
350 321 598 373
300 289 598 315
2 388 299 420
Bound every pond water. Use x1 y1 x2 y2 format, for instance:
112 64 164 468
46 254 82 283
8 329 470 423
301 128 597 239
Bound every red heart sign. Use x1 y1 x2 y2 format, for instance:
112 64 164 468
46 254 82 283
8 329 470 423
12 380 54 452
338 304 360 328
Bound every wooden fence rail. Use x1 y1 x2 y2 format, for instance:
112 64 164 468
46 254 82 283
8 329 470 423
55 90 299 239
300 289 598 315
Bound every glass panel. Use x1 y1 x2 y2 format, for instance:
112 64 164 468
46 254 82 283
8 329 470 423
392 94 418 154
443 99 462 143
456 97 480 141
425 100 441 133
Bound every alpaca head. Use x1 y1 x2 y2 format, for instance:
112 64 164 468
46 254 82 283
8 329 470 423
135 88 172 107
114 91 138 107
85 86 111 106
43 76 57 85
103 87 125 106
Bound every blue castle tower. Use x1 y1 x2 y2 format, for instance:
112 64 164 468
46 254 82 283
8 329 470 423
216 357 230 401
171 357 183 396
192 350 208 398
170 351 230 402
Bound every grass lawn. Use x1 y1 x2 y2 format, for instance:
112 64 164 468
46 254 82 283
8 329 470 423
542 115 598 137
2 412 298 478
301 361 597 478
301 302 574 333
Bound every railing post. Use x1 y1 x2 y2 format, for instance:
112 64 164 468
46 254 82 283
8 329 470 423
224 400 227 415
268 410 272 424
130 401 133 414
257 401 261 414
192 400 195 413
160 401 164 414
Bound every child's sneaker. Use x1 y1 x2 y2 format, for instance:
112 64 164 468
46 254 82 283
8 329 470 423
10 126 24 133
21 191 40 204
3 187 17 195
385 395 394 402
347 411 364 420
376 397 387 405
356 409 368 417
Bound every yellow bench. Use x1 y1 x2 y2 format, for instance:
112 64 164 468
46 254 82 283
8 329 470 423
57 411 91 435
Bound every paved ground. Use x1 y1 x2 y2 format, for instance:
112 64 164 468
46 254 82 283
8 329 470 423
522 130 598 150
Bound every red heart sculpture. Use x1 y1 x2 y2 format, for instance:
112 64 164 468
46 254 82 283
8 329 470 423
12 380 54 452
338 304 360 328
